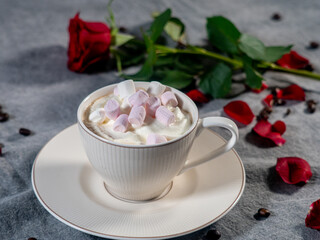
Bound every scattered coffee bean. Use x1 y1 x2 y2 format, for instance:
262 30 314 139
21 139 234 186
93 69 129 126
284 108 291 117
304 64 314 72
257 107 273 120
206 229 221 240
306 100 317 113
0 146 2 156
271 13 282 21
176 42 187 49
258 208 271 218
0 112 9 122
309 41 319 49
274 98 286 106
28 238 37 240
19 128 32 136
119 26 127 33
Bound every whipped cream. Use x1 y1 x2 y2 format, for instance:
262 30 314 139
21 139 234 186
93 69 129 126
83 90 192 145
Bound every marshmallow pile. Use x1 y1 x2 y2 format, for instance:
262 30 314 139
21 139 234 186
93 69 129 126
88 80 181 145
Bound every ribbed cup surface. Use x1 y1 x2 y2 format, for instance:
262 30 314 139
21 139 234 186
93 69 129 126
78 125 197 201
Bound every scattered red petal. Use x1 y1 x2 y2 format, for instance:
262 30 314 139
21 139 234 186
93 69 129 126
306 199 320 230
277 50 309 69
262 94 274 107
251 82 269 93
272 120 286 135
276 157 312 184
186 89 209 103
223 101 255 125
280 84 305 101
253 120 286 146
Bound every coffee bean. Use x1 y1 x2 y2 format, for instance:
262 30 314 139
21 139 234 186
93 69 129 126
309 41 319 49
19 128 32 136
307 100 317 113
176 42 187 49
271 13 282 21
0 112 9 122
257 107 273 121
119 26 127 33
0 146 2 156
206 229 221 240
258 208 270 218
274 98 286 106
284 108 291 117
28 238 37 240
304 64 314 72
271 88 280 97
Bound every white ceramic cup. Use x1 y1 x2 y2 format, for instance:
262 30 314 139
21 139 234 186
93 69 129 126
77 82 239 201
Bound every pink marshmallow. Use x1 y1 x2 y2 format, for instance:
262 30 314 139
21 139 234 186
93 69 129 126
128 106 146 127
127 90 149 107
160 91 178 107
113 114 129 132
155 106 175 126
104 99 120 120
146 133 167 145
146 96 161 117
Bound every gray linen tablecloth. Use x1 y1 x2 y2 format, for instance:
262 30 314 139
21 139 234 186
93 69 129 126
1 0 320 239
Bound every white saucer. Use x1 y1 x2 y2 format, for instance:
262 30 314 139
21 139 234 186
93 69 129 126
32 124 245 240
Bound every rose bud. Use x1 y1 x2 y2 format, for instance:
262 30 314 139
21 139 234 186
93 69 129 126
67 13 111 72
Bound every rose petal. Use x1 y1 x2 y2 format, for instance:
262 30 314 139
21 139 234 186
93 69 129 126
251 82 269 93
262 94 274 107
272 120 286 135
306 199 320 230
223 101 255 125
276 157 312 184
280 84 305 101
253 120 286 146
277 50 309 69
186 89 209 103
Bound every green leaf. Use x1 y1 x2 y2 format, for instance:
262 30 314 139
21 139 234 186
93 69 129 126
242 56 263 89
239 34 293 62
160 70 193 89
113 33 134 47
123 34 156 81
173 55 203 74
238 34 265 60
264 45 292 62
106 0 118 36
148 9 171 42
206 16 241 54
199 63 232 98
164 17 186 42
154 55 175 67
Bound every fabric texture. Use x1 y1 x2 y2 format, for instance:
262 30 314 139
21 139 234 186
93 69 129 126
0 0 320 239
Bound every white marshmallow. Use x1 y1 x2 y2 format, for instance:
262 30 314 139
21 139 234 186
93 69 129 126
147 81 166 97
89 108 107 123
117 80 136 99
113 86 119 96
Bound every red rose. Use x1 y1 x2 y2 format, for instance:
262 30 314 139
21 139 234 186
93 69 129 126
67 13 111 72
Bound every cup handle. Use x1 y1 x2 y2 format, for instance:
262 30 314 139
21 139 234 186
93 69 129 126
178 117 239 175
